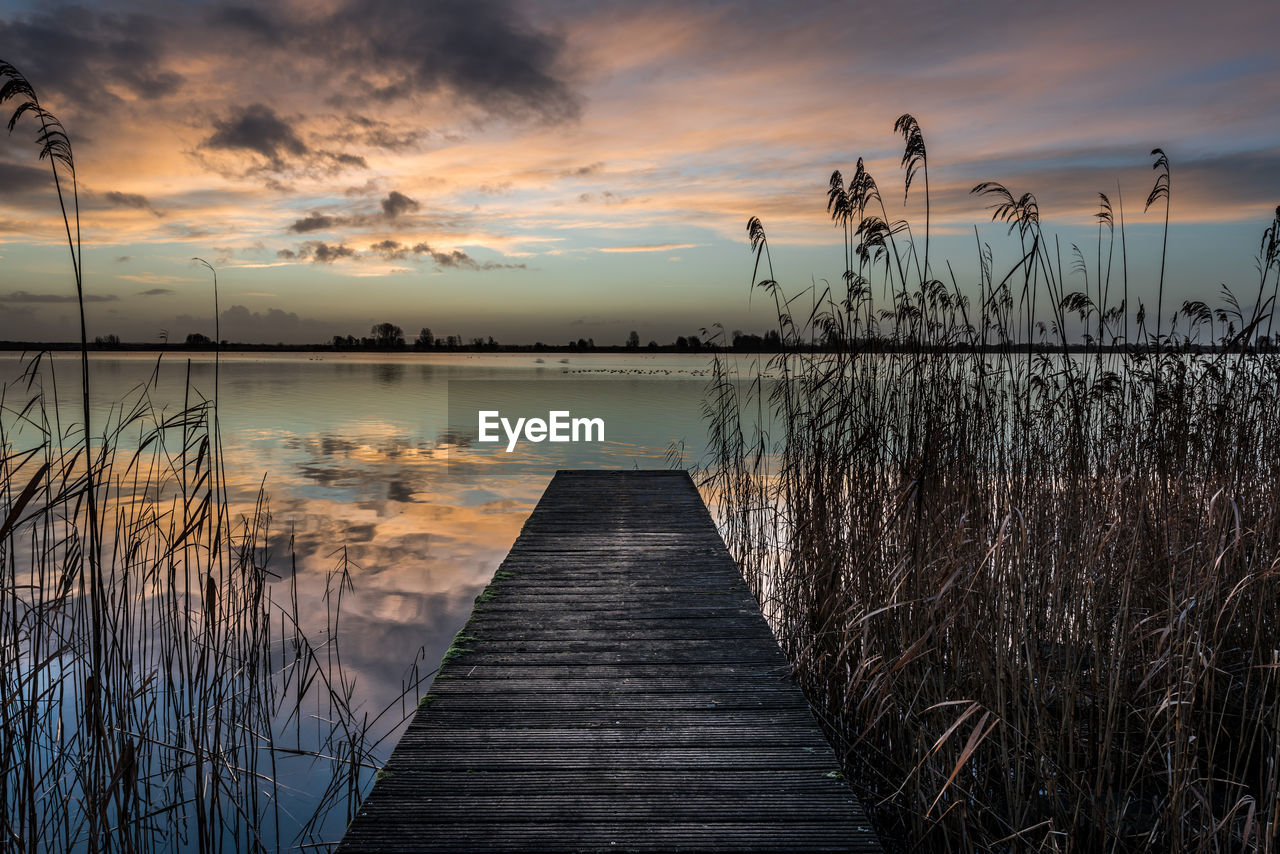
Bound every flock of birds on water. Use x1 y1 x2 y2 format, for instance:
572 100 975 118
295 354 726 377
557 367 713 377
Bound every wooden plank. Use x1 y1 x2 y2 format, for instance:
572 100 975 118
337 470 880 853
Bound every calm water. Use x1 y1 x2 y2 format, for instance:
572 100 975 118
2 350 725 703
2 351 733 845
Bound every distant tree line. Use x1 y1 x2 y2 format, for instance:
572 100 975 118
69 323 1183 354
319 324 772 353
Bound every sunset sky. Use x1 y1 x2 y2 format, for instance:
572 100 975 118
1 0 1278 345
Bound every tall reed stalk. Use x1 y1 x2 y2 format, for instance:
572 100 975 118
703 117 1280 853
0 61 420 853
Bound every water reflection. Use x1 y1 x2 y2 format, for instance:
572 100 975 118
373 362 405 385
0 352 719 726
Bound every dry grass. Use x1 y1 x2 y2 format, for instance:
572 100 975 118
702 117 1280 852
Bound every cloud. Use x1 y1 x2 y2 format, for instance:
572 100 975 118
116 274 197 285
281 241 356 263
287 191 422 233
314 0 580 123
3 0 580 134
288 213 337 233
332 115 426 152
138 288 175 296
204 103 309 168
312 242 355 263
199 103 369 177
103 190 162 217
0 289 118 303
114 255 132 263
0 7 184 109
175 304 334 344
578 190 628 205
367 239 527 270
381 190 420 218
369 239 411 260
0 160 51 197
206 5 285 45
598 243 700 253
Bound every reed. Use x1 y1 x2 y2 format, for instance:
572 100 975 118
0 61 418 852
702 117 1280 852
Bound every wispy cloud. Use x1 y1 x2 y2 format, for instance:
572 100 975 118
1 290 118 303
103 190 163 217
115 274 199 285
598 243 700 253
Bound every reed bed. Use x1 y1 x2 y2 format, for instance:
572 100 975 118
702 116 1280 852
0 61 411 852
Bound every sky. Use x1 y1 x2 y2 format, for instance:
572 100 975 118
0 0 1278 345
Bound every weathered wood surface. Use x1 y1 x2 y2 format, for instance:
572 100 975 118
338 470 880 853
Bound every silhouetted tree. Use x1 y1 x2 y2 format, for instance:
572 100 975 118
415 327 435 349
626 330 640 349
733 330 783 351
185 332 212 346
371 322 404 348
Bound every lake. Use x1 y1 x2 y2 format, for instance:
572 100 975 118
0 349 740 846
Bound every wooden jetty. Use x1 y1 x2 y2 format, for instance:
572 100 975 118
338 470 880 853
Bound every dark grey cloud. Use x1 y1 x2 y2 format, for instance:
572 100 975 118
204 103 308 167
367 239 526 270
114 255 132 263
199 103 368 176
317 0 579 122
3 0 579 125
0 6 183 110
206 5 284 45
288 213 338 234
284 241 356 263
311 242 355 263
138 288 174 296
381 190 420 218
2 0 579 188
369 239 410 260
333 115 426 151
287 191 421 233
103 190 161 216
0 160 55 210
0 289 118 303
0 160 51 194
